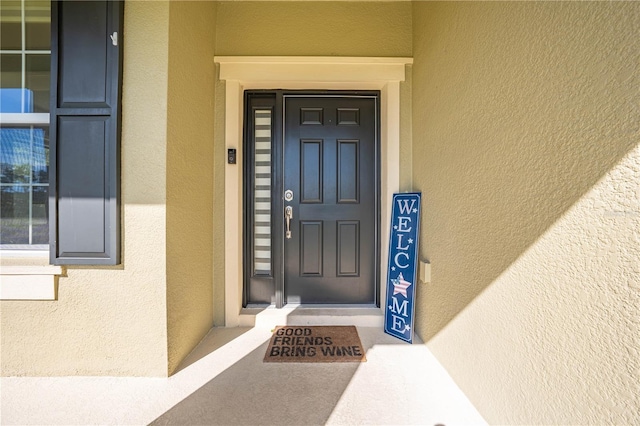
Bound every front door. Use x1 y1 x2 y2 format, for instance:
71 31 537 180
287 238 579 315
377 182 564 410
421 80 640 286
244 92 379 306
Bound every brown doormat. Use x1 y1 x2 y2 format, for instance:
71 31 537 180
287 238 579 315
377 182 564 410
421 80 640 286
264 326 366 363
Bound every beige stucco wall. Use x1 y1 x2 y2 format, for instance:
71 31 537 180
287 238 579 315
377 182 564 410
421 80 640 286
0 1 171 376
213 71 226 326
412 2 640 424
166 1 217 375
215 1 411 57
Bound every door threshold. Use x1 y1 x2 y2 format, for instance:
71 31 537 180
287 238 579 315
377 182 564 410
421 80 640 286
238 305 383 328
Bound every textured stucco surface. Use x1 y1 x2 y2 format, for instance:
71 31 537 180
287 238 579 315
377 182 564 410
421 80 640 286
0 1 171 376
215 1 412 57
213 71 226 327
399 65 413 192
166 1 217 375
412 2 640 424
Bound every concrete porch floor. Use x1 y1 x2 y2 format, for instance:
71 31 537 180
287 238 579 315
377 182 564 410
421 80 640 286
1 326 486 425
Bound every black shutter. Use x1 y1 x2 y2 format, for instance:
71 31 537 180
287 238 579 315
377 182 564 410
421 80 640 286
49 1 123 265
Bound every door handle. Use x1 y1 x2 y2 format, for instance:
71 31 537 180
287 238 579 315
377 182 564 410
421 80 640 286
285 206 293 239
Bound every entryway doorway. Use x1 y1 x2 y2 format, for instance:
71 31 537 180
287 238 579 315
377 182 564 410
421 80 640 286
244 92 380 308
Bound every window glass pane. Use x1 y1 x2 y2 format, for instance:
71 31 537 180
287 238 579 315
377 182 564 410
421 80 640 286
253 109 272 276
31 185 48 244
0 54 24 113
0 54 22 88
0 128 31 183
0 185 29 244
26 54 50 113
31 127 49 183
25 0 50 51
0 1 21 50
0 126 49 246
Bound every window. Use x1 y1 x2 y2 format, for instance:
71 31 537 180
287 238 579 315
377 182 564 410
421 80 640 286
253 108 273 276
0 0 51 250
1 0 122 299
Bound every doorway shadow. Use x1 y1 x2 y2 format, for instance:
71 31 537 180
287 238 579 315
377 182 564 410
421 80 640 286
150 325 485 426
173 327 253 374
152 332 363 425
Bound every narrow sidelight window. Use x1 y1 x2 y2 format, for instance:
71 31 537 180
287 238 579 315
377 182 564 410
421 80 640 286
253 109 273 275
244 93 280 306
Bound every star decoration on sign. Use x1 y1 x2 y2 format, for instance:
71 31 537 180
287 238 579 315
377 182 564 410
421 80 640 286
393 225 398 230
405 324 411 331
392 273 412 297
391 266 396 271
412 208 418 213
408 238 414 244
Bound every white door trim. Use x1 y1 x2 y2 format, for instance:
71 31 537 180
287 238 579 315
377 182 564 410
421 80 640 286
215 56 413 327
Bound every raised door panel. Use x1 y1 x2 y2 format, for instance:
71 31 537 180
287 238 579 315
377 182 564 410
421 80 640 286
337 140 359 203
300 221 323 276
337 221 359 277
301 140 323 203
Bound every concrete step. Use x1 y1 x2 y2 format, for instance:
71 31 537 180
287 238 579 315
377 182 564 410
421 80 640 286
239 305 384 328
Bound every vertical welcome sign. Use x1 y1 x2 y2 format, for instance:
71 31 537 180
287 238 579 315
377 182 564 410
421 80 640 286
384 192 421 343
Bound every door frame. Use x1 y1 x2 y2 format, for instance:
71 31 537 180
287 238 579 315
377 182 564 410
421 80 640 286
243 91 381 308
215 56 413 327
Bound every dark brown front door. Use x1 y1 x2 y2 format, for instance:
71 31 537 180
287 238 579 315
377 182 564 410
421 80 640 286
283 95 378 304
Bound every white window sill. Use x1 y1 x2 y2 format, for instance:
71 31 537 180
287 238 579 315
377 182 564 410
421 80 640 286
0 249 49 258
0 266 62 300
